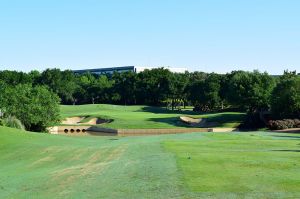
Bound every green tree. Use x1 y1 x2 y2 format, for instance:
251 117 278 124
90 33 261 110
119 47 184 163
168 72 189 110
227 70 275 113
112 71 137 105
0 84 60 131
0 70 33 85
39 69 78 104
187 73 221 111
137 68 172 105
271 71 300 119
88 75 114 104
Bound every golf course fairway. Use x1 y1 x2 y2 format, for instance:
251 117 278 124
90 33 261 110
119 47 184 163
0 126 299 198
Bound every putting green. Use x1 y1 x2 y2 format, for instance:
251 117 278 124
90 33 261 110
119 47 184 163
60 104 245 129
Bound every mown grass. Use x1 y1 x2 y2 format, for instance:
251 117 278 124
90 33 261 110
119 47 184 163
0 126 299 198
164 132 300 198
60 104 245 129
0 126 182 198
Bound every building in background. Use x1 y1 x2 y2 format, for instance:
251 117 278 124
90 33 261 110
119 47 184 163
73 66 188 75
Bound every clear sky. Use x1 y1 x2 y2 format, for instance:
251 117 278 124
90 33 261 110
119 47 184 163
0 0 299 74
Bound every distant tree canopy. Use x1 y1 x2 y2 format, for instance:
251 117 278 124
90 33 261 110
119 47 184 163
226 71 276 113
0 68 299 131
187 73 221 112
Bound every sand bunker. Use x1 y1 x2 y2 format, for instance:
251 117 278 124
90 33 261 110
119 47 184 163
62 117 85 125
180 116 203 124
62 117 110 125
179 116 219 127
180 116 206 127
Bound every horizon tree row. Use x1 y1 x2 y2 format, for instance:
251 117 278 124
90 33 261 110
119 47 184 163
0 68 299 130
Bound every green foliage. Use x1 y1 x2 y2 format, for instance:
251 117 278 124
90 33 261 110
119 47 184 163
226 70 275 112
0 84 61 131
168 72 189 110
271 71 300 119
112 71 137 105
2 116 25 130
39 68 78 104
137 68 173 105
0 70 34 85
1 68 299 128
187 73 221 111
86 74 114 104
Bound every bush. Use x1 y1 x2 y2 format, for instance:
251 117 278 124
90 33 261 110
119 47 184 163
268 119 300 130
0 84 61 131
2 116 25 130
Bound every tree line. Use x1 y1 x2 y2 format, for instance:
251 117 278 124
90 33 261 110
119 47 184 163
0 68 299 131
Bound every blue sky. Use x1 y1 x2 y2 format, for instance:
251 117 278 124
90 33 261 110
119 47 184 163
0 0 299 74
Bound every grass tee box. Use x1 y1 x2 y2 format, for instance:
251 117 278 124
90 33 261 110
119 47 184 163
60 104 246 129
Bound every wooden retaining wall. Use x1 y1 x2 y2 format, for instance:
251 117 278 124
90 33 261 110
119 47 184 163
48 125 118 136
48 126 236 136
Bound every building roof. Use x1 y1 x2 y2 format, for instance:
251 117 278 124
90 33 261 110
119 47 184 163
73 66 135 74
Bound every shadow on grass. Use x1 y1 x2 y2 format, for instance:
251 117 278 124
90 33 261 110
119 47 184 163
271 135 300 140
138 106 197 115
147 117 193 128
272 149 300 152
204 113 246 123
147 117 226 128
147 113 246 128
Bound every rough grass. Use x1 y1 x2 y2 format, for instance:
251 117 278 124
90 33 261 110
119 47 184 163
60 104 245 129
1 126 299 198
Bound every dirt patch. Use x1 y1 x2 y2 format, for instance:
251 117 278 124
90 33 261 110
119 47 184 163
50 145 127 191
69 148 91 161
30 156 54 167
